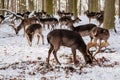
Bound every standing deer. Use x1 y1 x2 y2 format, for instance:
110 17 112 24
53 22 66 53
25 23 44 46
15 17 38 35
47 29 93 65
87 27 110 57
59 16 81 29
66 20 97 38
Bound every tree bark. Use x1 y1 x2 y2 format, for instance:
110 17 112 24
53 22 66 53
103 0 115 29
73 0 78 18
88 0 98 12
46 0 53 15
29 0 34 11
20 0 26 12
119 0 120 18
67 0 73 12
1 0 5 15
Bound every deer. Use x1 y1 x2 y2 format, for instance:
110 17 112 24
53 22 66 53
84 10 96 23
39 17 59 30
47 29 93 65
15 17 38 35
66 20 97 38
59 16 81 29
87 27 110 57
25 23 44 46
57 10 73 18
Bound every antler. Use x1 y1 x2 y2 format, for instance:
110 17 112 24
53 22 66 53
87 41 109 58
93 41 109 57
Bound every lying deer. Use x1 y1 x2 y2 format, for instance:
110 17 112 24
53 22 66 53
47 29 93 65
25 23 44 46
87 27 110 57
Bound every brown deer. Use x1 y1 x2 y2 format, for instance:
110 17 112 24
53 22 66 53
47 29 93 65
84 10 96 23
87 27 110 57
25 23 44 46
59 16 81 29
39 17 59 30
15 17 38 35
66 20 97 37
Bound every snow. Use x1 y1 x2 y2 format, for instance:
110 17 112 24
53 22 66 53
0 15 120 80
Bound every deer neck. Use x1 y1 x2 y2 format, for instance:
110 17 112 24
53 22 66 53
67 22 75 31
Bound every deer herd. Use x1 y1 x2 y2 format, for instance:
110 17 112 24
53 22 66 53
0 10 111 65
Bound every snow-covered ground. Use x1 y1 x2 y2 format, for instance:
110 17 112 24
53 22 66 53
0 15 120 80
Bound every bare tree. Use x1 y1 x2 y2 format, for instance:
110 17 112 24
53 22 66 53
103 0 115 29
73 0 78 18
28 0 34 11
20 0 26 12
1 0 4 15
46 0 53 15
119 0 120 18
67 0 73 12
88 0 99 12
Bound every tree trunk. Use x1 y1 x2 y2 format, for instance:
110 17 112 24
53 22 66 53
119 0 120 18
1 0 5 15
53 0 57 14
58 0 61 11
103 0 115 29
42 0 44 10
67 0 73 12
79 0 82 15
46 0 53 15
88 0 98 12
20 0 26 12
43 0 46 11
29 0 34 11
73 0 78 18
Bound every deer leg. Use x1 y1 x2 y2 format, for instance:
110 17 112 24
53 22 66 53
37 34 40 45
47 44 54 65
53 50 61 65
52 44 61 65
48 24 50 30
41 34 44 45
52 25 54 30
26 34 32 46
23 26 26 37
71 48 77 64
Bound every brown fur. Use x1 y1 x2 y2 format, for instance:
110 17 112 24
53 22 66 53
87 27 110 57
25 23 44 46
47 29 93 65
66 20 97 37
15 17 38 35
